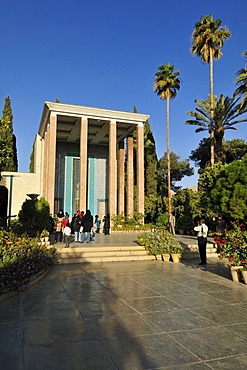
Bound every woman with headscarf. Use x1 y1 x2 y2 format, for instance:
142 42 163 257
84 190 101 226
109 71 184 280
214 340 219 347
80 209 93 243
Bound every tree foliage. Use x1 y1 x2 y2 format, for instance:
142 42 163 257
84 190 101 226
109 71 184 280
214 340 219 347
133 106 160 223
197 156 247 221
210 155 247 220
0 96 18 171
29 142 35 173
234 51 247 109
17 197 50 237
186 94 247 163
153 63 181 213
191 14 231 167
190 138 247 170
172 188 201 232
197 162 224 220
158 151 194 192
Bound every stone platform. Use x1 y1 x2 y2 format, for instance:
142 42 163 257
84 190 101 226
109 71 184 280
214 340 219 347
2 258 247 369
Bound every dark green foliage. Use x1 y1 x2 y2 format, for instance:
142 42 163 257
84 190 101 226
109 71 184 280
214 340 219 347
0 96 18 171
144 120 160 223
190 138 247 170
144 120 158 197
210 155 247 220
158 152 194 192
172 188 201 232
133 106 160 223
223 139 247 164
197 157 247 221
190 138 211 170
197 163 224 220
29 142 35 173
17 197 50 237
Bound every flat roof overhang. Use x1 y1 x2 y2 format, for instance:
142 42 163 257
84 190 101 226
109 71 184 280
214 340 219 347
38 102 150 146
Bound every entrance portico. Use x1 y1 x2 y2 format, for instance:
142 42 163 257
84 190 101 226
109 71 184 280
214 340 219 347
37 102 149 220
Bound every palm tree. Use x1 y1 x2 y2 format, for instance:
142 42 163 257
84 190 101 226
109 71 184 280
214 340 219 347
234 51 247 109
191 15 231 167
185 94 247 162
153 63 181 214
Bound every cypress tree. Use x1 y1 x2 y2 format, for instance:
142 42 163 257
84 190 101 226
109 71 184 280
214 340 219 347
144 120 158 197
133 106 159 222
29 142 35 173
0 96 18 171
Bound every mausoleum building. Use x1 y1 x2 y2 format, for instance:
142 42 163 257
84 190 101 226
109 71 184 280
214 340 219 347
0 102 149 223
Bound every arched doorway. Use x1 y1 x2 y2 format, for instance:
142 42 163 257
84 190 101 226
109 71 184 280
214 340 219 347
0 186 8 227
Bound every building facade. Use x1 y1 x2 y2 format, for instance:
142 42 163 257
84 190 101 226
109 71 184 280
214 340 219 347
0 102 149 224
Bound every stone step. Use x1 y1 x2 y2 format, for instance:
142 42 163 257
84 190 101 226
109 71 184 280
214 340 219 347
59 255 154 264
55 240 219 264
56 245 155 264
180 242 218 259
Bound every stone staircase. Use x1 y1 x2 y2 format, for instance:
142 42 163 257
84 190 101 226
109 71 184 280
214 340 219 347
52 233 218 264
56 245 155 264
179 240 218 260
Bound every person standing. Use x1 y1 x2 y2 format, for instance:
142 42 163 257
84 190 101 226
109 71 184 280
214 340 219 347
103 214 110 235
73 210 83 242
81 210 93 243
169 212 176 235
63 223 71 248
194 219 208 265
94 215 101 234
55 209 64 242
47 214 55 245
215 214 226 234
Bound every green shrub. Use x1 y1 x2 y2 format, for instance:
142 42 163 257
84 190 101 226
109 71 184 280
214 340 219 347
0 230 57 294
111 212 150 230
14 196 50 237
155 213 169 228
138 229 183 256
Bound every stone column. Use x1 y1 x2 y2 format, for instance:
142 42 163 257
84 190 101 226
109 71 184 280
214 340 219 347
136 123 144 222
47 113 57 215
126 135 134 216
79 117 88 212
118 140 125 216
109 120 117 216
42 130 48 200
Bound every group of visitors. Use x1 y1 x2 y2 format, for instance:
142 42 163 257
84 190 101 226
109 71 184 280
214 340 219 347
47 209 111 248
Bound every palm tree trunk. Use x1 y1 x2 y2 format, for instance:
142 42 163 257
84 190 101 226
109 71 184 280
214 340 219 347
210 48 215 168
166 97 172 214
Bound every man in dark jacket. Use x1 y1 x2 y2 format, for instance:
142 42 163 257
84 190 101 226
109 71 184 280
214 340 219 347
103 214 110 235
81 210 93 243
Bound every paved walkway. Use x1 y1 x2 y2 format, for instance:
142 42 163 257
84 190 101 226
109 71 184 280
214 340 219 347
1 235 247 369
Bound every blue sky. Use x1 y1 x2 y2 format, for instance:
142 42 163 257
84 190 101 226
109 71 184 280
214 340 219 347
0 0 246 187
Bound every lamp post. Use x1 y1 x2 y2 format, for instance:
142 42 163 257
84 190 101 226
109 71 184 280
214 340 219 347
1 174 20 228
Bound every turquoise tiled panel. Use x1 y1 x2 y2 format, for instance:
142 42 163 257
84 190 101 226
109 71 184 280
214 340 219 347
88 156 95 214
55 142 109 217
64 156 73 215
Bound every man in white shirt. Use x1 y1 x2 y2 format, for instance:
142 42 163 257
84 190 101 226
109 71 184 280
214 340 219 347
194 219 208 265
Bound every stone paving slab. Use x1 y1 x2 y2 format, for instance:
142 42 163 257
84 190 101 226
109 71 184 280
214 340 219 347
1 258 247 369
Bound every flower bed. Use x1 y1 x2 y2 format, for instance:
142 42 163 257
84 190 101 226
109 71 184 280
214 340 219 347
213 223 247 267
0 230 57 294
138 229 184 256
